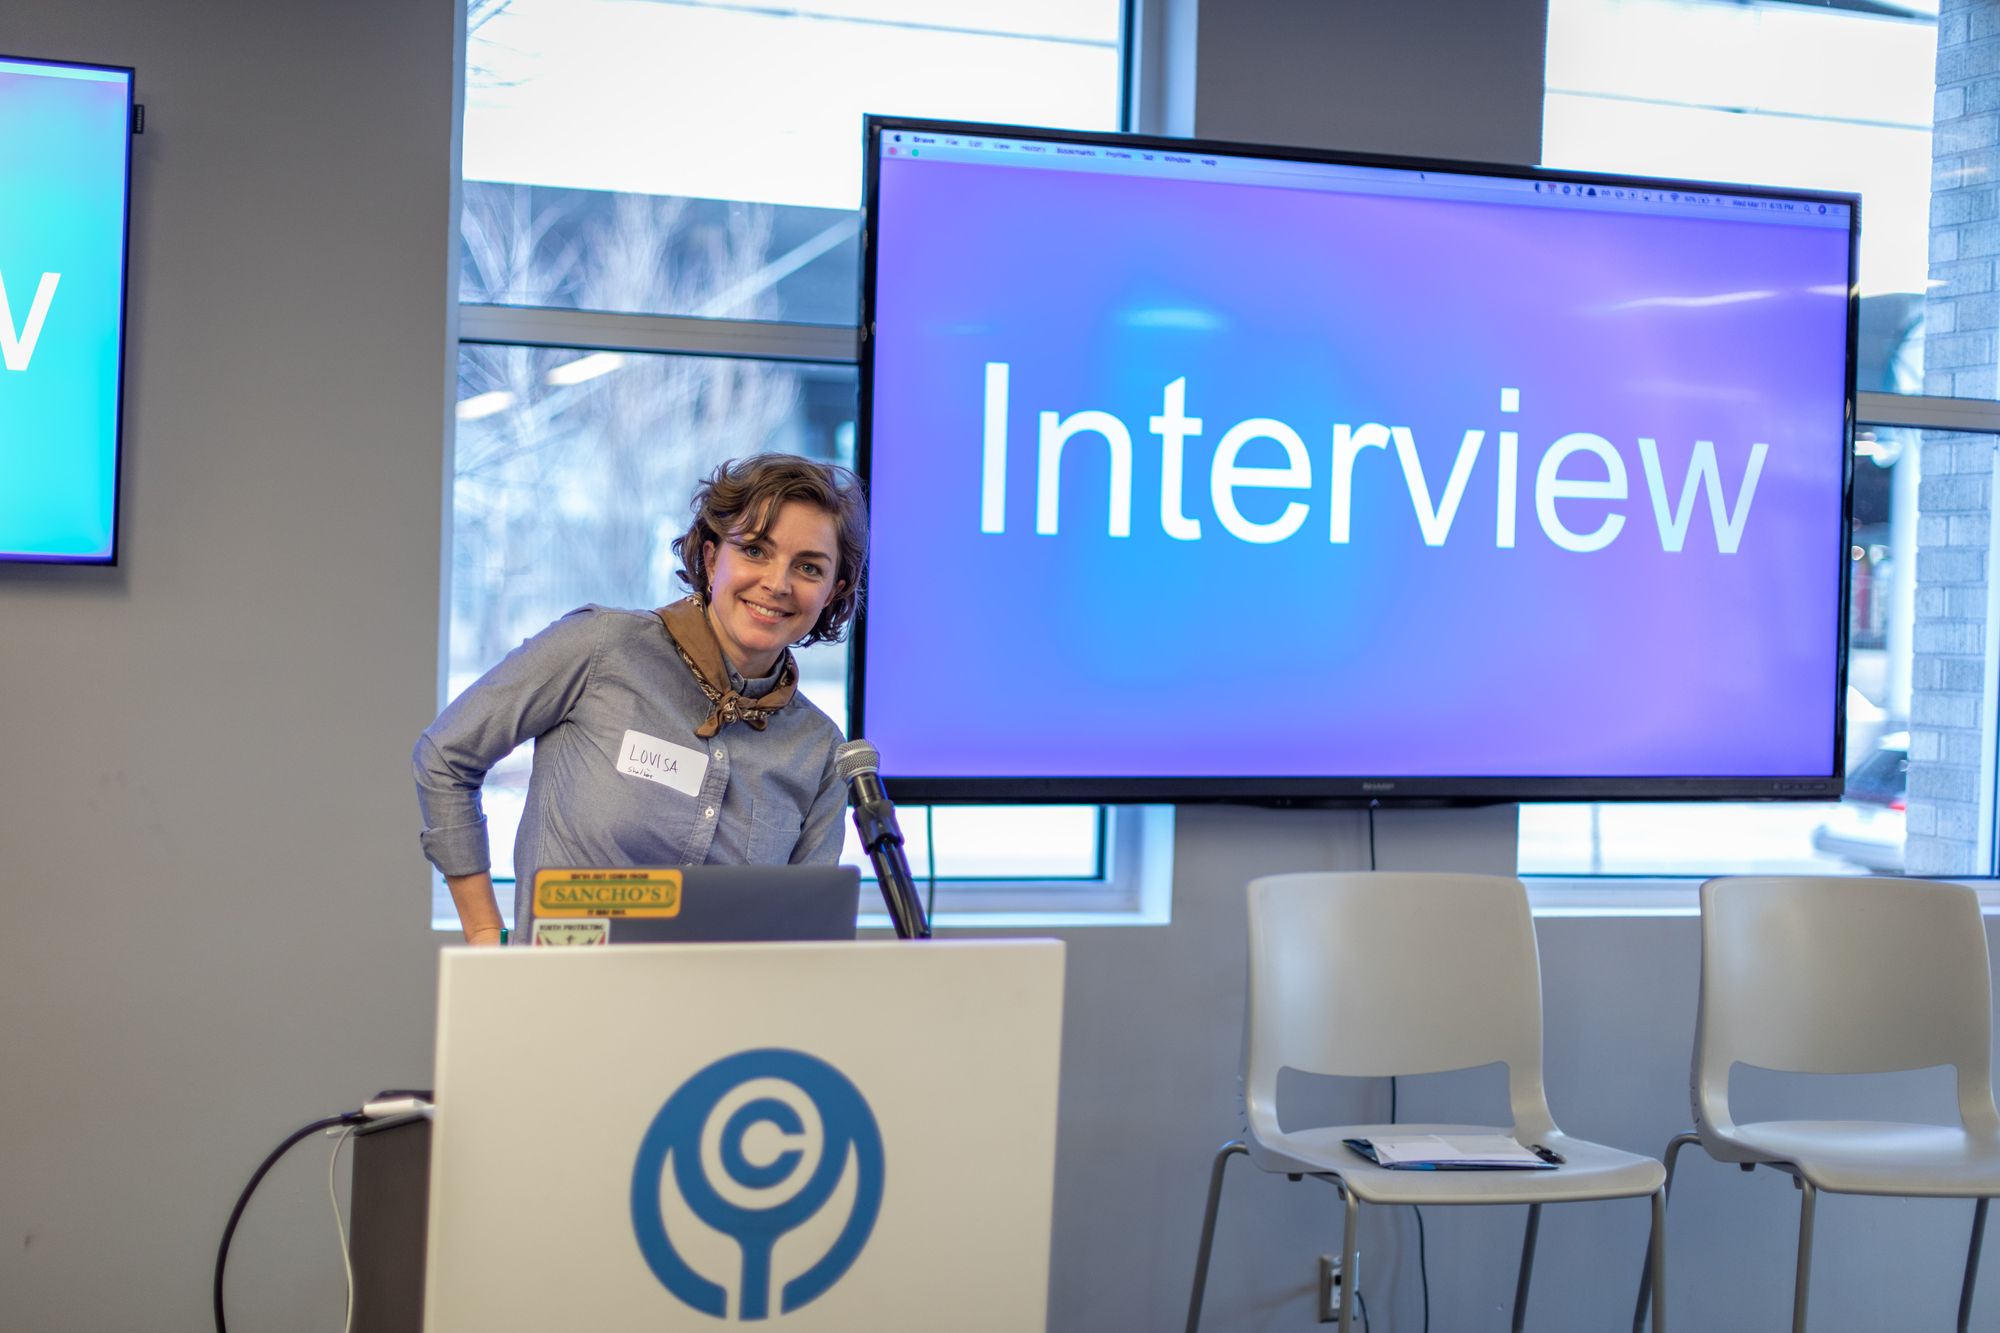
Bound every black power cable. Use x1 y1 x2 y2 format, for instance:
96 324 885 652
214 1111 366 1333
1377 814 1430 1331
923 803 937 926
1414 1185 1431 1333
1389 1075 1432 1333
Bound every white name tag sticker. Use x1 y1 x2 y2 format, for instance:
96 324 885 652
615 728 708 797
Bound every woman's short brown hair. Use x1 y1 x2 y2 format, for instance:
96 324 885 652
673 454 869 646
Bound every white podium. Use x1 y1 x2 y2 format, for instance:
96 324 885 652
422 940 1065 1331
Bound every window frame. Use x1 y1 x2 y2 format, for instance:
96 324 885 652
1532 0 2000 886
1522 391 2000 887
442 3 1150 929
429 803 1174 932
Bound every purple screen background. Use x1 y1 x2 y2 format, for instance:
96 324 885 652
862 154 1852 780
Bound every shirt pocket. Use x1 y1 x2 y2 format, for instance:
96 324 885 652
747 797 804 864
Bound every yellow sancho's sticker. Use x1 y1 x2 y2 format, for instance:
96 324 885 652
533 868 684 918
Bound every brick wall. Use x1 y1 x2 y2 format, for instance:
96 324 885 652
1908 0 2000 872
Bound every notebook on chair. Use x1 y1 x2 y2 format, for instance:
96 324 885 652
1343 1135 1561 1170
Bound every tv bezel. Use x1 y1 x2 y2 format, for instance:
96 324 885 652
0 52 137 567
852 114 1860 806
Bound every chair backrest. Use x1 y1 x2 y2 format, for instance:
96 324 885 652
1694 875 2000 1138
1244 872 1555 1142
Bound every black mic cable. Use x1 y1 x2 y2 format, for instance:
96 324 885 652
214 1093 431 1333
215 1112 364 1333
834 739 931 939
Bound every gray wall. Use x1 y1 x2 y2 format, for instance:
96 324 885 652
1193 0 1550 163
0 1 454 1329
1 2 1989 1331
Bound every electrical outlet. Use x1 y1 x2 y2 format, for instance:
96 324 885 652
1316 1253 1354 1324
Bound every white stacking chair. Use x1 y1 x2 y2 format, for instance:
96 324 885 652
1185 871 1667 1333
1634 875 2000 1333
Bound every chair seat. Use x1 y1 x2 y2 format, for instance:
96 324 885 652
1249 1121 1666 1206
1716 1120 2000 1196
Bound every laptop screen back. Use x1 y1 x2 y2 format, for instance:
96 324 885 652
528 865 861 946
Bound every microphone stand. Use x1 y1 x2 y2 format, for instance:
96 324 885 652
853 794 931 939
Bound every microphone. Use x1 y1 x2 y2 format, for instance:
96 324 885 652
834 739 931 940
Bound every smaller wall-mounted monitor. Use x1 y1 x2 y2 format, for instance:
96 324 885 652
854 117 1858 805
0 54 135 565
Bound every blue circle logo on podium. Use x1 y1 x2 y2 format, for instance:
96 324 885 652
630 1048 886 1320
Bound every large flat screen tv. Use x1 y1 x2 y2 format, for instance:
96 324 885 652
0 54 135 565
854 116 1858 804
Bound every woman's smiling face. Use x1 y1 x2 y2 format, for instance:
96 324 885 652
702 500 843 677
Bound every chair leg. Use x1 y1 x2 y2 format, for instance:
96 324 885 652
1791 1178 1817 1333
1510 1203 1542 1333
1338 1187 1360 1333
1647 1188 1668 1333
1633 1132 1698 1333
1184 1140 1246 1333
1959 1196 1989 1333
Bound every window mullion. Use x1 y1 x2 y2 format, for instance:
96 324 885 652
459 304 860 365
1858 391 2000 435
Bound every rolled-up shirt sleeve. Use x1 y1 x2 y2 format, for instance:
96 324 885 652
413 608 604 877
790 742 848 866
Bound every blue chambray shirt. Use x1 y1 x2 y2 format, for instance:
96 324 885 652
414 605 846 933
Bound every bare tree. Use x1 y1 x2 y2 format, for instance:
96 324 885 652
452 184 801 667
451 0 806 667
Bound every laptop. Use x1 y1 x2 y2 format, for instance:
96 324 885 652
527 865 860 946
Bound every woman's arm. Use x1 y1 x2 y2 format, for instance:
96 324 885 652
446 871 507 946
414 609 605 938
790 740 849 865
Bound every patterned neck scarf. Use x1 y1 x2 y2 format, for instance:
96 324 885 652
656 596 798 738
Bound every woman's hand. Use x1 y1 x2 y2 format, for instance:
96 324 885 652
446 871 508 946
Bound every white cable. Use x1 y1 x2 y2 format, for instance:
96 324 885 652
326 1125 357 1333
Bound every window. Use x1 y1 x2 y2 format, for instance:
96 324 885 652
462 0 1123 323
1533 0 2000 879
440 0 1158 929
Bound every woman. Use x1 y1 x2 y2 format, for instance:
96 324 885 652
414 453 868 944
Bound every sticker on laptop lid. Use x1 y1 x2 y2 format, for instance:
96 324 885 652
534 868 684 918
531 918 610 947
